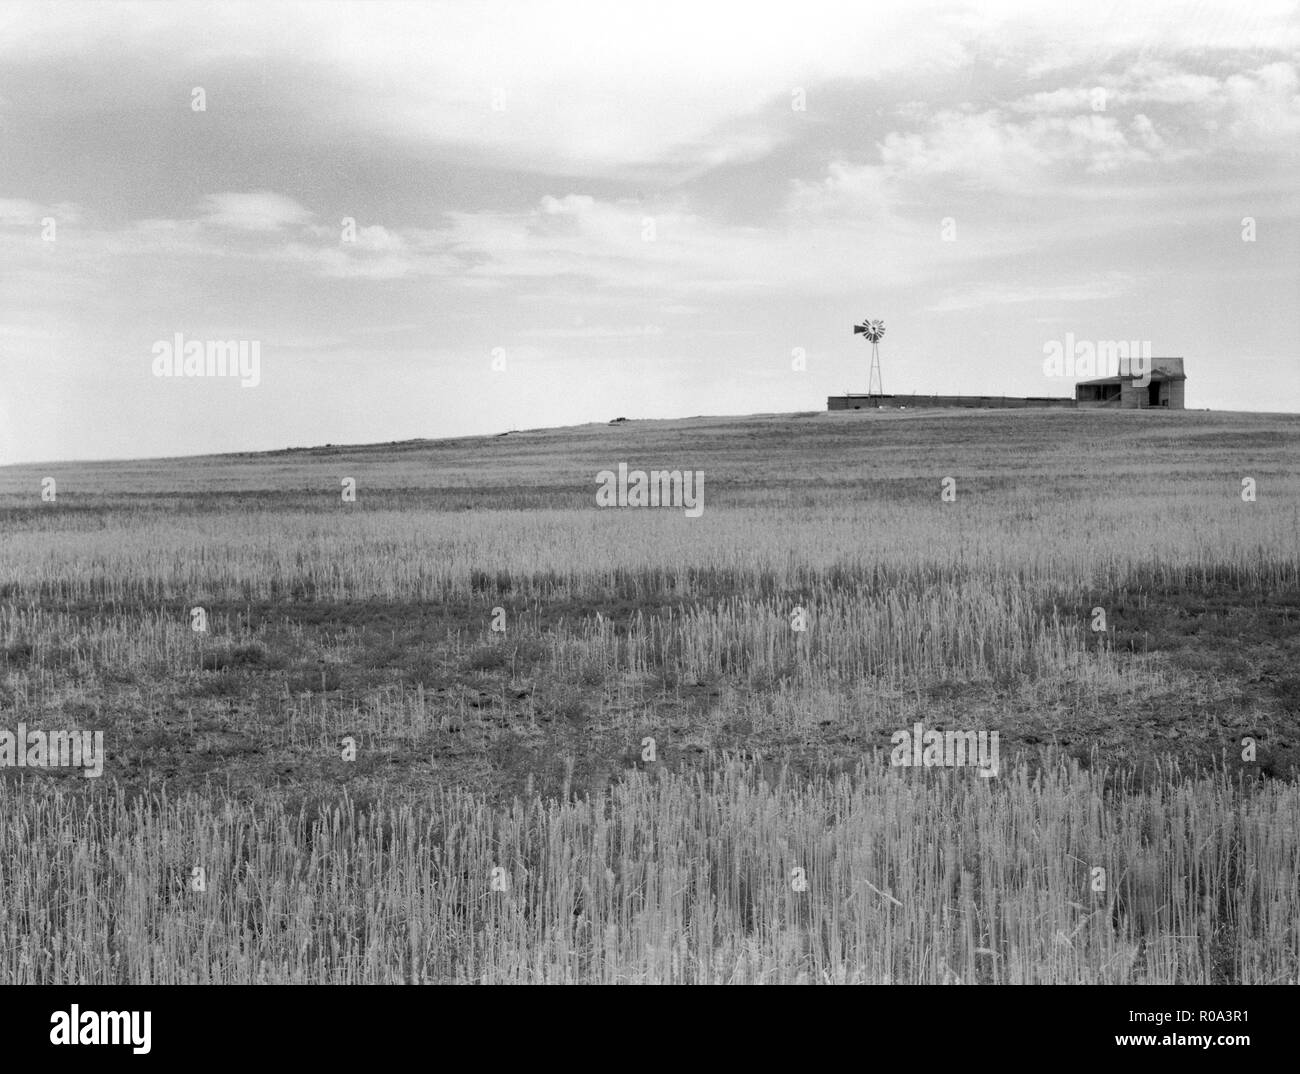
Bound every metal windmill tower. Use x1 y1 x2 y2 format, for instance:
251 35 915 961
853 317 886 400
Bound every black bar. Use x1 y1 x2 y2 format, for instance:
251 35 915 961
1 984 1290 1062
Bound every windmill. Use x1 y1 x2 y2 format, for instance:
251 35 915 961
853 318 886 401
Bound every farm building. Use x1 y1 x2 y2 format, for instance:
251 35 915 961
1074 357 1186 409
828 358 1188 411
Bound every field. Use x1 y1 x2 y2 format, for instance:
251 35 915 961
1 407 1298 983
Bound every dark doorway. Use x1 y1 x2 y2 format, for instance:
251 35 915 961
1148 381 1162 407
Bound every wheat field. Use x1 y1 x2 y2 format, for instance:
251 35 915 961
0 408 1297 982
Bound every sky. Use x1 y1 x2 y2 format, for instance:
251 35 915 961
0 0 1297 464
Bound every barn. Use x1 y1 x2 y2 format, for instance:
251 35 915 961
1074 357 1186 409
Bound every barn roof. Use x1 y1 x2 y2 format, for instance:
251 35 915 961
1076 356 1186 385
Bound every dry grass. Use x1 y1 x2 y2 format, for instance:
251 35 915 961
0 758 1295 984
0 408 1297 982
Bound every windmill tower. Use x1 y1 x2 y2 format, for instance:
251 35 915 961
853 318 885 402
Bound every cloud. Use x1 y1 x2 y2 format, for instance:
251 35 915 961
530 322 666 339
923 273 1136 313
1014 60 1300 147
0 0 1085 178
0 198 81 226
0 321 58 339
879 109 1167 188
201 191 314 231
1129 113 1164 152
787 162 895 220
885 57 1300 194
0 198 47 225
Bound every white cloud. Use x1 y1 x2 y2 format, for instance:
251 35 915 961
0 0 1168 177
923 273 1136 313
0 198 46 225
0 198 81 226
1130 113 1164 152
788 162 894 220
0 321 57 339
531 322 666 339
201 191 314 231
